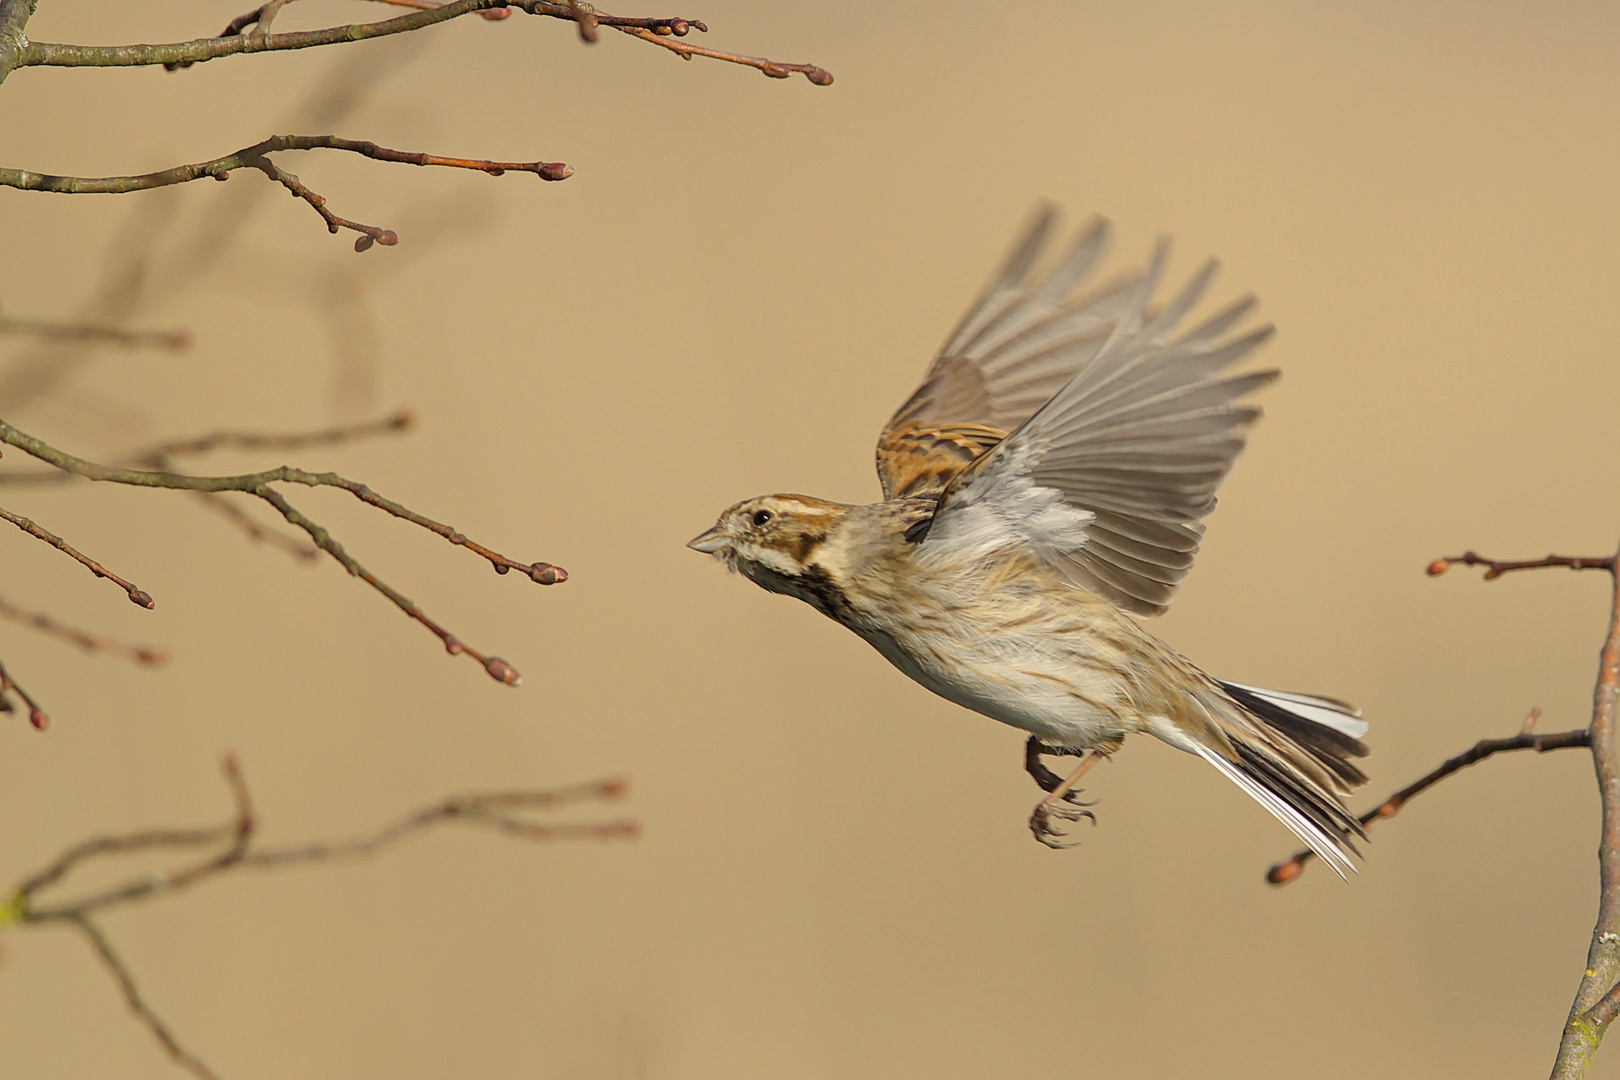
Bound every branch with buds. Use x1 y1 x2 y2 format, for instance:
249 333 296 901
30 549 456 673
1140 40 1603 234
1264 544 1620 1080
0 0 829 246
1 135 573 251
0 755 636 1080
0 414 563 728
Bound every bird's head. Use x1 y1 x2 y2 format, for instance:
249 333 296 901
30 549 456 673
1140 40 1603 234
686 494 851 597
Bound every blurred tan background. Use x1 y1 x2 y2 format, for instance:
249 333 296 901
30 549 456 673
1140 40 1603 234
2 2 1619 1077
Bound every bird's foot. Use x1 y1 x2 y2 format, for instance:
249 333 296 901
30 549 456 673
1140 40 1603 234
1024 746 1106 849
1029 797 1097 849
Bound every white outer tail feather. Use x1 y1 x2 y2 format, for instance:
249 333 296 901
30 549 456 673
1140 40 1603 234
1222 682 1369 739
1189 742 1359 880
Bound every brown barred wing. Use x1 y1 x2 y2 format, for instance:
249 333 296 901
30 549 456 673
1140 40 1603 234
876 207 1141 500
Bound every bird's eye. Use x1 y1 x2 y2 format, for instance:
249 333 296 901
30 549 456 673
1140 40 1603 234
751 510 774 527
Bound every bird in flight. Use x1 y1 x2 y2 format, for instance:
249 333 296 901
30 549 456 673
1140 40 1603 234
688 207 1369 876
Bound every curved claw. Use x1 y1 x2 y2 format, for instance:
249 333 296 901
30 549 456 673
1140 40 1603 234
1029 800 1098 849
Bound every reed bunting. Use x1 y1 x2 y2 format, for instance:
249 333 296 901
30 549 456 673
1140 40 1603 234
688 208 1368 875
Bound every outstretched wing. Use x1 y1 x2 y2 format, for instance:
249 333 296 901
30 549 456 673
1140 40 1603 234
876 207 1143 500
916 236 1276 616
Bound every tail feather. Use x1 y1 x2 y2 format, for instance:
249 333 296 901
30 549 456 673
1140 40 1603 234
1194 680 1372 879
1220 681 1369 789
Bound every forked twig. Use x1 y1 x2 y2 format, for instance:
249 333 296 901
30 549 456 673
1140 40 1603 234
0 417 565 684
1264 545 1620 1078
2 756 634 1080
0 136 572 251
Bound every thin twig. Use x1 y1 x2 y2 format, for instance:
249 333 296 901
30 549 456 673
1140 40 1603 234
0 503 154 607
0 417 565 683
616 24 833 83
1267 714 1590 885
8 1 833 84
67 914 223 1080
0 313 190 350
0 412 413 484
0 135 571 250
1428 551 1617 580
0 655 48 729
0 415 412 560
0 594 168 665
3 757 634 1079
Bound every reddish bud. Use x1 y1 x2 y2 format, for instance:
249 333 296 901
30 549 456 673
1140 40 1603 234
135 648 171 666
1266 860 1301 885
538 162 574 181
129 589 155 609
29 708 48 731
1426 559 1450 576
354 235 374 253
484 657 522 686
444 637 465 656
806 67 834 86
529 562 567 585
477 7 512 18
670 18 689 35
390 410 416 430
601 777 629 798
761 63 790 79
377 230 399 246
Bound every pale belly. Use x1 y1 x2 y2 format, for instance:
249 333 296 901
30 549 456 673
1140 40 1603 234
851 621 1140 749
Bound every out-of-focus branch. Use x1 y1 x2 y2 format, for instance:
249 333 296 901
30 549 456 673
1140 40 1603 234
1266 708 1589 885
0 417 565 684
1 755 635 1080
0 594 168 665
7 1 833 86
0 654 48 729
0 136 572 251
0 309 190 350
0 504 154 607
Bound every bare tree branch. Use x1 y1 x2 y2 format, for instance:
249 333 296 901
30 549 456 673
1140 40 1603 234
3 1 833 85
1549 546 1620 1079
0 503 154 607
1266 709 1590 885
1266 545 1620 1077
615 24 832 83
0 594 168 665
1 755 634 1079
1 136 572 251
0 417 565 685
0 654 48 729
0 310 190 350
1428 551 1617 580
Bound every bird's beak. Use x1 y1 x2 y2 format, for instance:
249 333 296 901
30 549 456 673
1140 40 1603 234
686 526 730 554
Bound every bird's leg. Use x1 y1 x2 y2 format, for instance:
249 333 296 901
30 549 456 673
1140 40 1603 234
1023 737 1096 803
1028 749 1105 849
1023 738 1088 799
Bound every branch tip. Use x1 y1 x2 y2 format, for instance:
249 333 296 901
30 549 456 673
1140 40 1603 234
483 656 521 685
